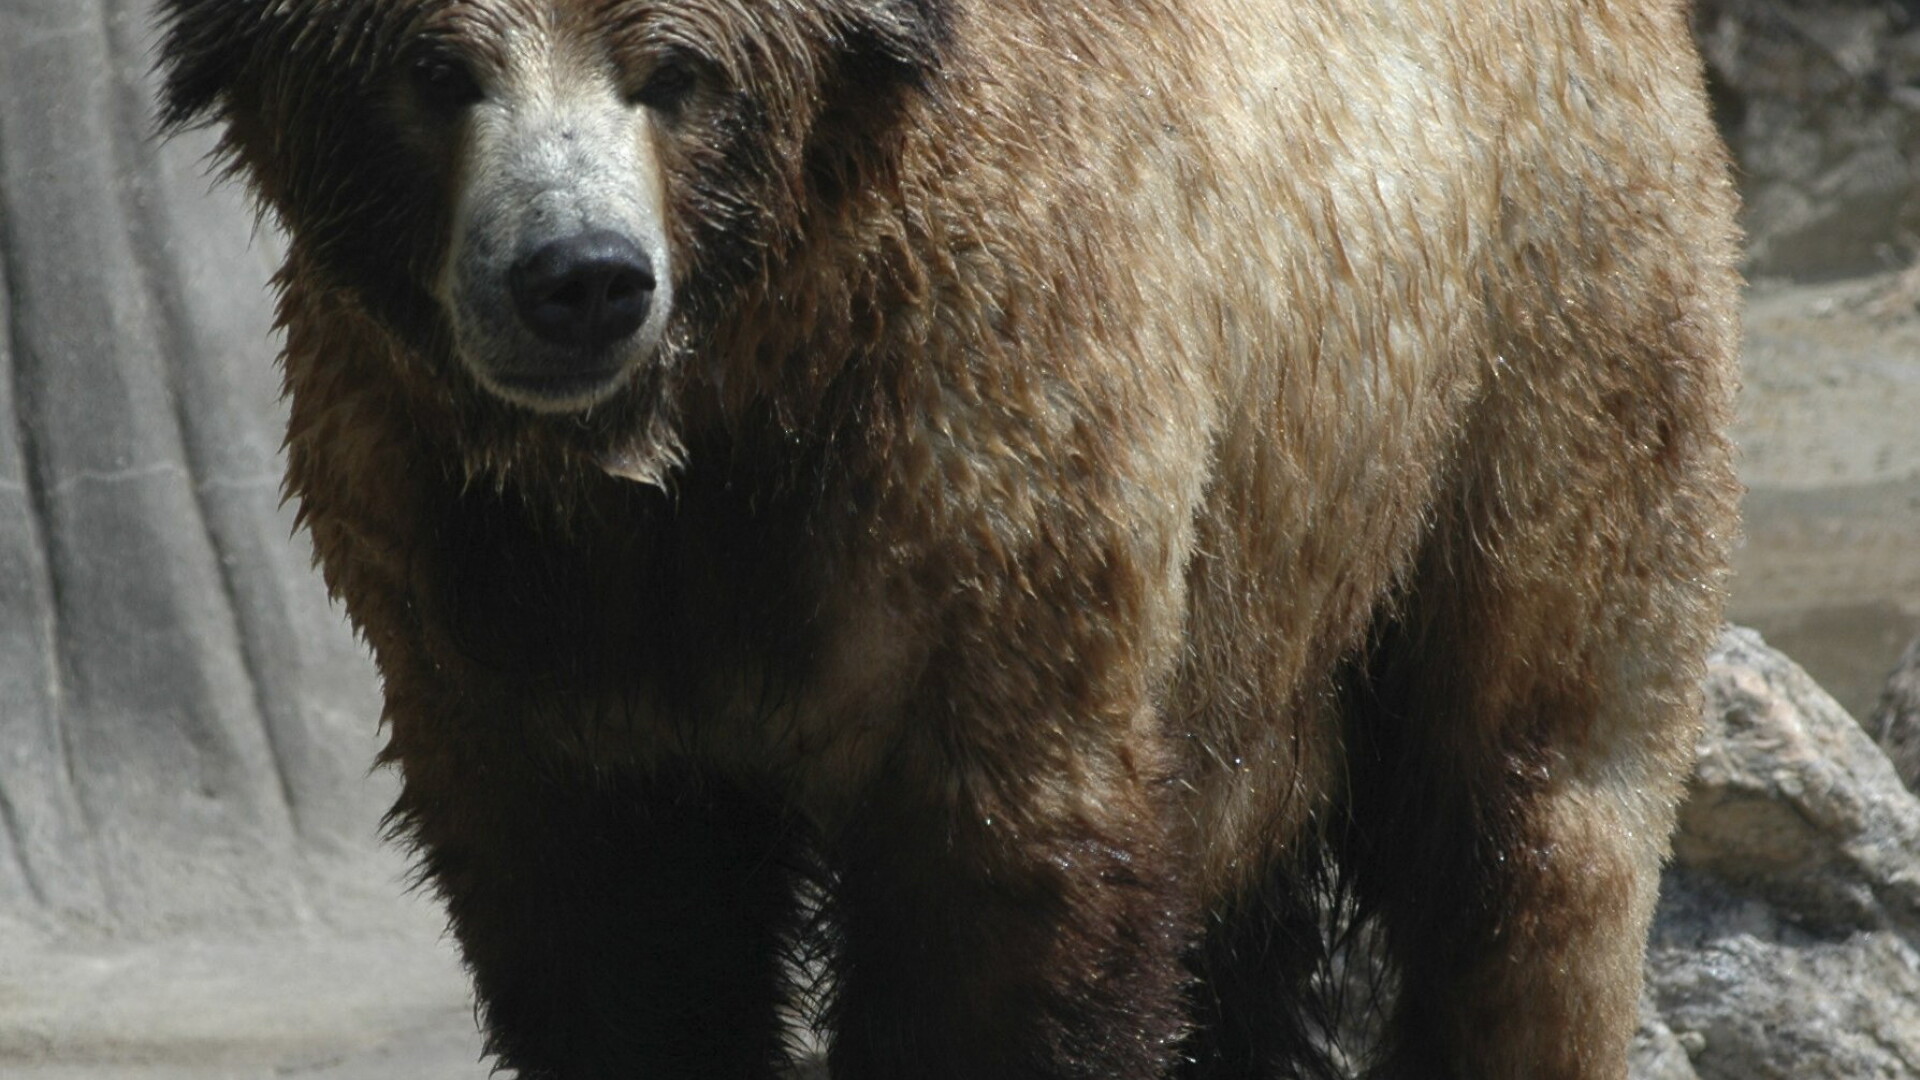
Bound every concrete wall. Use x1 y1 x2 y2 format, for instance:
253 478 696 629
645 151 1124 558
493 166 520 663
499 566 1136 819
0 0 383 935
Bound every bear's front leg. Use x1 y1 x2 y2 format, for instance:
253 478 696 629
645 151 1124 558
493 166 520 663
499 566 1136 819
393 748 805 1080
824 711 1195 1080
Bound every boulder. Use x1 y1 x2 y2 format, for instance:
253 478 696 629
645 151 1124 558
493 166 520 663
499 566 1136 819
1630 995 1702 1080
1869 636 1920 793
1640 627 1920 1079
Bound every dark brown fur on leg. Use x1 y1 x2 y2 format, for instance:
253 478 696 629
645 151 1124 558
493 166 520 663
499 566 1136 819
1342 639 1683 1080
1179 861 1346 1080
1339 661 1544 1080
1341 305 1735 1079
398 767 805 1080
824 768 1194 1080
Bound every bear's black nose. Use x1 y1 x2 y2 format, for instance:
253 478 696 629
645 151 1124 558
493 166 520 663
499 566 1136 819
509 230 654 348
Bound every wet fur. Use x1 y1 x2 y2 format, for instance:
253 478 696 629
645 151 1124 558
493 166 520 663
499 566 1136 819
158 1 1741 1077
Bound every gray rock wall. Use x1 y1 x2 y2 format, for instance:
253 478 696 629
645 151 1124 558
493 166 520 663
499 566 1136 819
1695 0 1920 279
0 0 382 937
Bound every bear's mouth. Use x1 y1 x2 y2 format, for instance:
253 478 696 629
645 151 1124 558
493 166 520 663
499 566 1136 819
485 364 631 407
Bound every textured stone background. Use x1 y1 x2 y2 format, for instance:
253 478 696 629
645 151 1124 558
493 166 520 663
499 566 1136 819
0 3 474 1073
1696 0 1920 280
0 0 385 937
1698 0 1920 720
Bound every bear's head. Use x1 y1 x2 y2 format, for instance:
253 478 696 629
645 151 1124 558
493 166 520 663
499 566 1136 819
157 0 947 456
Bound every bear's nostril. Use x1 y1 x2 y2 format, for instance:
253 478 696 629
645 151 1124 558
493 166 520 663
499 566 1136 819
509 230 655 348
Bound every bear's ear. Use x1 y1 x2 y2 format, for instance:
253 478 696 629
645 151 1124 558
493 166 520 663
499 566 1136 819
807 0 950 198
153 0 266 133
833 0 951 96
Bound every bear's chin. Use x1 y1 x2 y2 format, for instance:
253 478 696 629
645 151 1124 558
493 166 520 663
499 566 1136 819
476 362 636 416
540 394 687 493
435 348 688 497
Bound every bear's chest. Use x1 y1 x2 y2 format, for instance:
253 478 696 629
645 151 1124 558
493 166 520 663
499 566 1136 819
413 473 915 790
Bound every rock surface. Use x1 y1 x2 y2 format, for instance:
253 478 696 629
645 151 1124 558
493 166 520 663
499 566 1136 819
1630 996 1703 1080
1640 627 1920 1080
0 0 387 940
1694 0 1920 279
0 0 478 1074
1726 274 1920 737
1870 637 1920 792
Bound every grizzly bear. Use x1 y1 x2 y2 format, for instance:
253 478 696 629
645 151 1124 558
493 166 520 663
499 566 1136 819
157 0 1740 1077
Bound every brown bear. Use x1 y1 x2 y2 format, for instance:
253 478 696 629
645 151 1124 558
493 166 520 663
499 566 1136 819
156 1 1741 1077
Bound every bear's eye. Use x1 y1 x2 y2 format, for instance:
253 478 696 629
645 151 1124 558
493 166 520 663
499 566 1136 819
411 53 484 113
629 56 701 114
